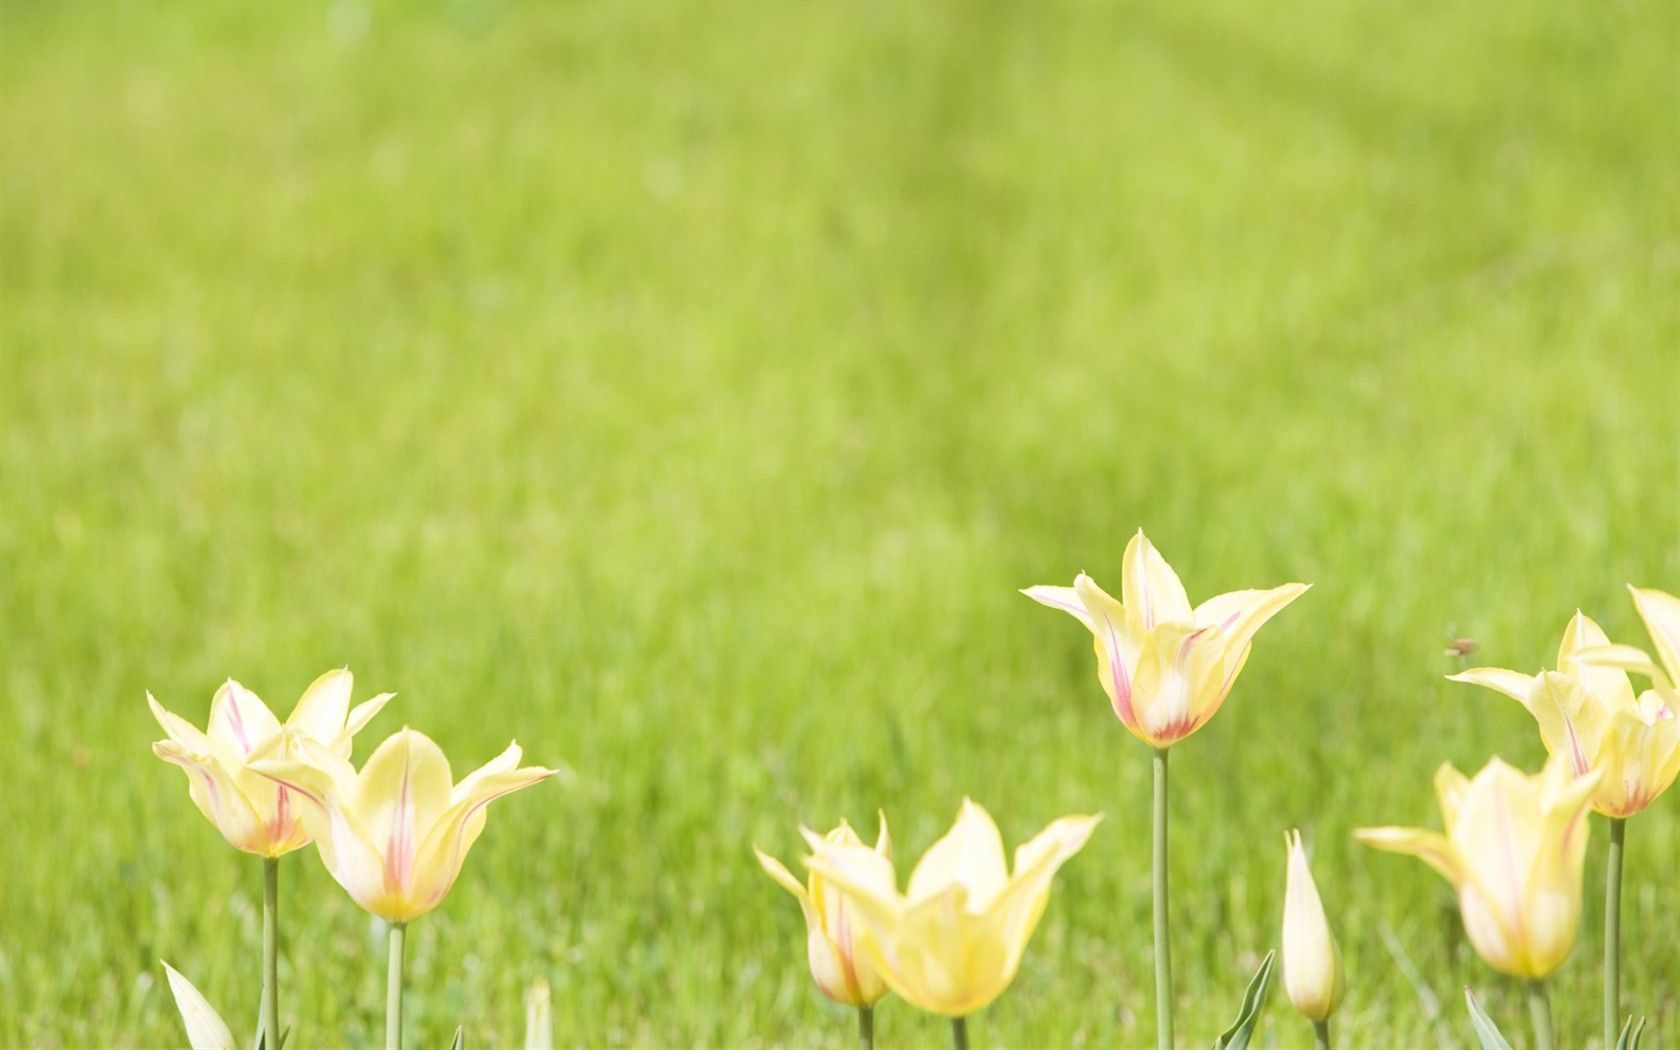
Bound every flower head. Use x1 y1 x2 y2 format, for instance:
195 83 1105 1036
1281 830 1343 1022
1451 609 1680 818
1356 754 1599 979
251 728 554 922
801 799 1099 1017
1024 530 1309 747
756 814 893 1006
149 669 392 856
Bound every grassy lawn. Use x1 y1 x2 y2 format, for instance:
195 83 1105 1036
2 1 1676 1045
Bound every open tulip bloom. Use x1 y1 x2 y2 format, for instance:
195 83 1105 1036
1024 529 1307 1049
1451 599 1680 1047
758 816 892 1048
149 669 392 1047
253 727 555 1050
1357 753 1599 1050
800 798 1099 1047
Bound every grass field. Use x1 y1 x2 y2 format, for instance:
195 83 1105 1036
3 1 1677 1046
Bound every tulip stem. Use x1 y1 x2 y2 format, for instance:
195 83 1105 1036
857 1004 874 1050
1152 746 1174 1050
1312 1018 1331 1050
1527 979 1553 1050
386 922 407 1050
1603 816 1626 1050
259 856 280 1050
951 1015 969 1050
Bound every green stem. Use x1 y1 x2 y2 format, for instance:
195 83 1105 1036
1312 1017 1331 1050
950 1015 969 1050
1153 746 1174 1050
857 1004 874 1050
1604 817 1625 1050
260 857 280 1050
386 922 407 1050
1527 979 1554 1050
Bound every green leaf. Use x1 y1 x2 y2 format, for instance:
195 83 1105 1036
1615 1015 1647 1050
1463 987 1513 1050
448 1025 465 1050
1211 950 1276 1050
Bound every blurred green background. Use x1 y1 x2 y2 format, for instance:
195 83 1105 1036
2 0 1676 1046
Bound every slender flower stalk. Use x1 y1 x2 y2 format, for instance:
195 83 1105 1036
1312 1018 1331 1050
857 1004 874 1050
1152 747 1173 1050
259 857 280 1049
1527 980 1554 1050
387 922 406 1050
1603 817 1626 1050
951 1016 969 1050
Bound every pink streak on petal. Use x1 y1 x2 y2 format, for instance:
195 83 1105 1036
1093 603 1136 729
225 687 252 753
384 761 413 895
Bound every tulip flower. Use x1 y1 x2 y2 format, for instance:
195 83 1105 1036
1281 831 1343 1048
150 669 391 1047
1357 754 1599 1050
253 728 554 1050
1023 530 1309 749
1450 611 1680 819
758 816 892 1049
149 669 393 856
1024 529 1307 1050
801 798 1099 1047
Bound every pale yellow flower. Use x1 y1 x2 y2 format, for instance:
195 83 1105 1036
1356 754 1599 979
1451 610 1680 818
251 728 554 922
756 814 892 1007
802 799 1099 1017
1024 530 1308 747
149 670 392 856
1281 830 1343 1022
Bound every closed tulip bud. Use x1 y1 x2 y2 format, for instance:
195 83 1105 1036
160 962 236 1050
1281 830 1343 1022
756 814 893 1007
1024 530 1309 747
149 670 392 856
802 799 1099 1018
1357 753 1599 979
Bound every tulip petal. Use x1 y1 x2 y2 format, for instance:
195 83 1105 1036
801 835 901 921
1630 586 1680 687
160 962 237 1050
406 764 554 918
1196 582 1311 664
207 680 282 756
1527 672 1610 779
288 668 354 744
1122 530 1193 629
1572 644 1667 683
906 798 1008 909
1449 668 1539 709
148 694 219 755
153 740 273 854
1021 585 1093 629
1354 827 1465 886
755 846 815 909
1074 574 1142 728
987 813 1100 971
451 740 523 805
1557 613 1639 711
353 730 456 890
893 884 1010 1016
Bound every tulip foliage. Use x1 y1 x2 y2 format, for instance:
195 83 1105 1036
144 559 1675 1050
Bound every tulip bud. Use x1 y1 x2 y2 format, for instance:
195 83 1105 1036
1281 830 1343 1022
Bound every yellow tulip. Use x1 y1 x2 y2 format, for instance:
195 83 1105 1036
801 799 1099 1018
1450 610 1680 818
755 815 893 1007
1356 754 1600 979
1024 530 1308 747
149 669 392 856
250 728 554 922
1281 830 1343 1023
